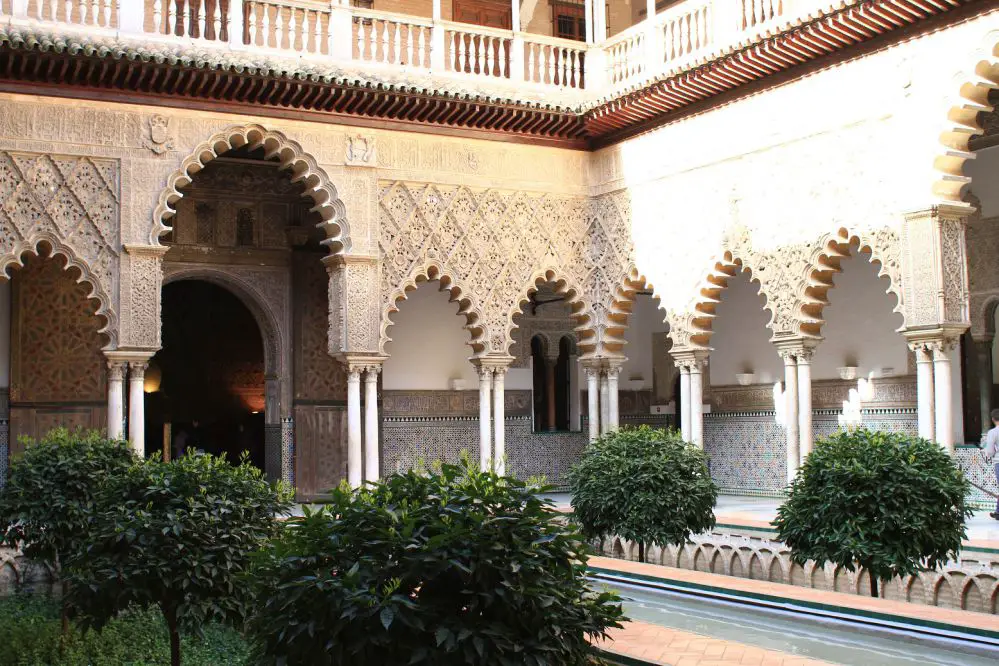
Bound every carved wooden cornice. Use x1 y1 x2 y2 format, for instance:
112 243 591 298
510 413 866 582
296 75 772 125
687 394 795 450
0 0 984 149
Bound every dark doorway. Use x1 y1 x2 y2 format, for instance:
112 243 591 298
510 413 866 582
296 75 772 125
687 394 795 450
145 280 266 470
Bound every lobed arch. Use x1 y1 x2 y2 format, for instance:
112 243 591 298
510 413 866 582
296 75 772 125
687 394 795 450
932 28 999 206
505 268 592 357
151 124 350 254
798 227 905 339
597 264 667 358
669 251 772 351
380 261 487 356
0 234 117 349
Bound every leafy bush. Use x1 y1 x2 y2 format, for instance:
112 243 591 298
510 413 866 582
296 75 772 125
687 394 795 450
0 429 134 627
568 426 717 562
0 595 249 665
248 461 624 665
775 428 973 597
66 453 293 666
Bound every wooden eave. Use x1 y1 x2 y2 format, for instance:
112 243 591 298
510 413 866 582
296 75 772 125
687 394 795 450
0 0 986 151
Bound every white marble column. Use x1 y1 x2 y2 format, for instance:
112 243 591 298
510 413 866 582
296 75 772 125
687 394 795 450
678 365 691 441
106 360 126 440
127 361 147 457
0 280 9 396
796 350 813 462
688 360 704 448
346 366 362 488
584 0 594 42
363 365 380 483
781 351 799 483
599 371 610 435
606 362 621 431
477 365 493 471
585 365 600 441
932 340 955 454
493 365 507 475
511 0 520 30
912 343 935 440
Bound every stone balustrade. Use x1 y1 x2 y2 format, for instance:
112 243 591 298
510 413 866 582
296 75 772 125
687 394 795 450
0 0 848 103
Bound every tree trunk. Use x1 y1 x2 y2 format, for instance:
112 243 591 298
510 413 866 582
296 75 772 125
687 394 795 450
638 542 645 564
869 574 879 598
163 605 182 666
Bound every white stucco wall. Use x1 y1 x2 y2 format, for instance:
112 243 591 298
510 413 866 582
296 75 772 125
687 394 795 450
621 293 670 390
966 144 999 217
708 271 782 386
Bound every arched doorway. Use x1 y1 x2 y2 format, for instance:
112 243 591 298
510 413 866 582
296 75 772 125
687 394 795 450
146 280 266 470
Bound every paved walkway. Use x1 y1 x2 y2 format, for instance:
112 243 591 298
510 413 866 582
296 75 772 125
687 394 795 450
597 619 828 666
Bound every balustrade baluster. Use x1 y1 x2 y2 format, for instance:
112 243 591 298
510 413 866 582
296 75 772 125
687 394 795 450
103 0 110 27
391 22 400 64
310 10 320 54
211 0 221 40
356 18 365 60
247 2 257 45
379 20 388 63
482 37 492 77
524 44 534 83
289 7 298 51
456 33 466 73
276 6 287 50
63 0 72 23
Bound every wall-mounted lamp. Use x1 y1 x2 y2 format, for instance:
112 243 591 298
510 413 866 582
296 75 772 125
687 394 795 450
144 361 162 394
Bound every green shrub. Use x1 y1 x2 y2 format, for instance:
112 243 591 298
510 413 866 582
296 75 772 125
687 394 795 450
775 428 973 597
0 595 249 665
0 429 134 627
248 461 624 665
568 426 717 562
66 453 293 666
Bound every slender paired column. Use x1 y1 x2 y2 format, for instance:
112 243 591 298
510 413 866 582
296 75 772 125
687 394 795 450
599 371 610 435
346 366 362 488
106 360 126 440
477 365 493 471
780 351 800 483
975 336 994 438
688 360 704 448
363 364 381 483
606 362 621 431
911 342 936 440
493 365 507 475
127 361 148 457
584 364 600 441
931 339 955 454
796 350 814 461
678 365 691 441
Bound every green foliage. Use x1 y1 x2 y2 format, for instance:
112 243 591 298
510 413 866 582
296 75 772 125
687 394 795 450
0 595 249 665
0 428 134 568
66 453 293 665
775 428 973 595
247 461 624 666
568 426 718 556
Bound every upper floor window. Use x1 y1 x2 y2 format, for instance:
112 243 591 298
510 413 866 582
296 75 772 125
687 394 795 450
552 1 586 42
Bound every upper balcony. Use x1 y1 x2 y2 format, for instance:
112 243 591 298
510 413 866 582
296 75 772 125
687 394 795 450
0 1 973 145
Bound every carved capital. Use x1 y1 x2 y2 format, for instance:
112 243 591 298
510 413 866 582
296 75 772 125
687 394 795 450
106 361 126 382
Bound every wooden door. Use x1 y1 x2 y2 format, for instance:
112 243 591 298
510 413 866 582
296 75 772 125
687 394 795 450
453 0 512 29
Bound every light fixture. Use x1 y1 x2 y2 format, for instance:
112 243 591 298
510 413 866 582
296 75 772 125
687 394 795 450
143 360 162 393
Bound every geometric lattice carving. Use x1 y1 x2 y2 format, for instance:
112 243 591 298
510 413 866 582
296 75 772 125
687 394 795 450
378 183 634 356
10 255 105 403
295 254 346 401
0 151 119 347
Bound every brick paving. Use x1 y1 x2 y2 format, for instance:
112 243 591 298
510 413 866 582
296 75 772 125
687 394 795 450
596 618 828 665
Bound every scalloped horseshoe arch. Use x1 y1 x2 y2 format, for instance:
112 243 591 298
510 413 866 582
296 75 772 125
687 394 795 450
932 29 999 205
596 264 666 357
505 268 592 357
0 234 118 349
151 124 351 254
798 228 905 339
670 252 772 351
380 262 488 356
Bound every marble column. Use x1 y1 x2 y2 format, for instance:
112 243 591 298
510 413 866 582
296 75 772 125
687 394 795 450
107 360 126 440
781 351 799 483
363 365 380 483
688 360 704 448
584 364 600 441
796 350 814 462
974 335 994 438
477 365 492 471
599 371 610 435
606 362 621 431
545 357 557 431
493 365 507 475
678 365 691 441
346 366 362 488
127 361 147 458
932 340 955 454
912 343 936 440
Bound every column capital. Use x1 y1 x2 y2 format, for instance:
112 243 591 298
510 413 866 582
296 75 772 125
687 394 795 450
472 355 515 374
105 350 156 364
902 327 964 352
773 338 819 362
340 353 388 372
672 348 708 371
106 361 126 382
322 253 379 271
